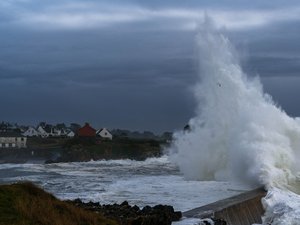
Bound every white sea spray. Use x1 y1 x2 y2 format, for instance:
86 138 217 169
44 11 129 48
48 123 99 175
168 18 300 224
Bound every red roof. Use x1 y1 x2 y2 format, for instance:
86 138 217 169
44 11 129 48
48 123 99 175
77 123 96 137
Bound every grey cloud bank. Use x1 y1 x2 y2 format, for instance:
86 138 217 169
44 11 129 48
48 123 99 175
1 0 300 132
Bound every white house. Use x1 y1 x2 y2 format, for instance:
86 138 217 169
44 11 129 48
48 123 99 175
96 128 113 140
60 129 68 137
36 126 49 138
0 131 27 148
45 127 67 137
67 130 75 138
49 128 60 137
23 127 39 137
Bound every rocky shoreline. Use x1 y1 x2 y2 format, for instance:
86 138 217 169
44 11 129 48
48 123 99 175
68 199 230 225
68 199 182 225
0 181 229 225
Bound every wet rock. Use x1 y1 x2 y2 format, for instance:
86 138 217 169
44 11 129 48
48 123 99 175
201 218 227 225
213 218 227 225
67 199 182 225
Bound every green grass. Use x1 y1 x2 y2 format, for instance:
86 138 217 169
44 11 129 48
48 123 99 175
0 187 21 224
0 182 119 225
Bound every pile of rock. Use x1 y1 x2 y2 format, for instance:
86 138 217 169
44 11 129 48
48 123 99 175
201 218 227 225
68 199 182 225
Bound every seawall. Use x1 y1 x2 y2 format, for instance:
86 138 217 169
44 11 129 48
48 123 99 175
183 188 266 225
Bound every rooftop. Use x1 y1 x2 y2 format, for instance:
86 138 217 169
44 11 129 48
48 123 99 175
0 131 24 137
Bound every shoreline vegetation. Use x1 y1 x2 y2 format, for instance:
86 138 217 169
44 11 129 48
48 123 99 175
0 137 168 164
0 182 182 225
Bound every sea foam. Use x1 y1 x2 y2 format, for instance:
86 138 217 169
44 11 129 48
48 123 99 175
168 18 300 224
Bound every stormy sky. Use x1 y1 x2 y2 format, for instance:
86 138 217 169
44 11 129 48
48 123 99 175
1 0 300 133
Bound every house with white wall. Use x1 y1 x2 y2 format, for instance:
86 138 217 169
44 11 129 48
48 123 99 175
67 130 75 138
37 126 49 138
23 127 39 137
0 131 27 148
96 128 113 140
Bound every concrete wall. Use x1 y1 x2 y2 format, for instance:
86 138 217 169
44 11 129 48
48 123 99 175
184 188 266 225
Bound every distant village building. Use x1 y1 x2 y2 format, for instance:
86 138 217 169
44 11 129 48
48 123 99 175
59 129 68 137
0 131 27 148
96 128 113 140
67 130 75 138
77 123 96 137
37 126 49 138
23 127 39 137
47 127 61 137
70 123 81 133
42 125 55 137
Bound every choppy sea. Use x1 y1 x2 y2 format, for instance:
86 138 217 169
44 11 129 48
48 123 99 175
0 156 250 225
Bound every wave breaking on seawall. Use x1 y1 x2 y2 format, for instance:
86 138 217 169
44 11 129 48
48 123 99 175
168 18 300 224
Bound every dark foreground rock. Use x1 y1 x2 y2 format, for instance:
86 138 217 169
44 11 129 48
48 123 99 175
201 218 227 225
212 219 227 225
68 199 182 225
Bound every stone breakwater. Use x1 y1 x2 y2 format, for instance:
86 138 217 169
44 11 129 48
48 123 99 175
67 199 182 225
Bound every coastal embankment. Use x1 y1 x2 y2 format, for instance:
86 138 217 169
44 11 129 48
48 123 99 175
184 188 266 225
0 137 165 163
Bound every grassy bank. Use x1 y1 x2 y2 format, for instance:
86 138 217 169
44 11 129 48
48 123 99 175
0 182 118 225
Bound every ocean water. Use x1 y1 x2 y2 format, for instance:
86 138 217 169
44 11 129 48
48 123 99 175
0 156 250 224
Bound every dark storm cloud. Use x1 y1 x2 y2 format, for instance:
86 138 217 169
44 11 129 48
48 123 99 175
246 56 300 77
261 77 300 118
1 0 300 131
0 20 197 131
231 20 300 78
131 0 300 9
0 28 195 87
3 0 300 31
